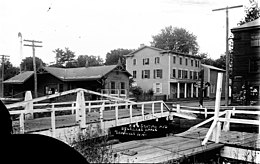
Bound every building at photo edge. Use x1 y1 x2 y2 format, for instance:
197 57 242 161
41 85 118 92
231 18 260 105
125 45 226 100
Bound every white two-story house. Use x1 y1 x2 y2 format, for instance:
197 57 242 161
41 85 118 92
125 45 202 100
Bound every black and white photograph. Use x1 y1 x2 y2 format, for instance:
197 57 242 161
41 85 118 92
0 0 259 163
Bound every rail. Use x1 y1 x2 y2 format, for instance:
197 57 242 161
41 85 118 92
201 106 260 145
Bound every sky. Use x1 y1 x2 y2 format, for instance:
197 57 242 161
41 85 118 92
0 0 254 67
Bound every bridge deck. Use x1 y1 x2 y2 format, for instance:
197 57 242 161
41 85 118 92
111 127 260 163
112 127 223 163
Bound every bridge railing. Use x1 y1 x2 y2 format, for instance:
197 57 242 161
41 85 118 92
172 104 260 119
200 106 260 145
7 88 173 138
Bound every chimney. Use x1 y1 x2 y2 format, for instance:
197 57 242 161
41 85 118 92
189 48 192 55
139 44 145 48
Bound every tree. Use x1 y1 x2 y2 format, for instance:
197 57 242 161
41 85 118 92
151 26 199 54
20 57 46 71
76 55 104 67
197 53 215 66
0 60 19 80
239 0 260 25
105 48 133 66
53 47 75 66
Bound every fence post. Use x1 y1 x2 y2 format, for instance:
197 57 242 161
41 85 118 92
142 104 145 121
100 102 104 131
204 107 208 118
24 91 33 120
76 90 86 128
88 102 91 113
223 110 231 132
115 104 118 126
152 102 155 117
176 104 180 113
130 104 133 123
51 104 56 137
19 112 25 134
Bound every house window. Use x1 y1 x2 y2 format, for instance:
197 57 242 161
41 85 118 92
154 83 162 94
110 81 116 94
133 70 137 78
195 60 198 67
178 69 182 79
172 69 176 78
251 33 260 47
191 60 194 66
185 58 188 66
142 70 150 79
120 82 126 94
143 58 149 65
154 69 163 78
190 71 193 79
249 58 259 73
182 70 188 79
193 72 197 80
155 57 160 64
180 57 182 65
173 56 176 64
133 59 136 65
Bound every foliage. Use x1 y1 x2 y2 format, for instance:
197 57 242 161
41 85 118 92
105 48 133 66
146 88 154 101
53 47 75 66
20 57 46 71
1 60 19 80
71 128 114 163
197 53 215 66
151 26 199 55
129 86 143 100
239 0 260 25
76 55 104 67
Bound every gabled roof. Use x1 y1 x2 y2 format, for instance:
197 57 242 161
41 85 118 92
231 17 260 32
125 46 163 57
125 45 202 59
3 71 34 84
4 65 131 84
44 65 131 81
201 64 225 72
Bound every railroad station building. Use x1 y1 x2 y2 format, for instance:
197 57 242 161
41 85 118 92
4 64 131 99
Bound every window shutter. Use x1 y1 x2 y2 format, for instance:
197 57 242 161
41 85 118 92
143 59 144 65
142 70 144 79
160 70 163 78
160 83 163 93
147 70 150 79
154 70 156 79
153 83 156 93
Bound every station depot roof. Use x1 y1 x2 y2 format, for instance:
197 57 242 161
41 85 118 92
4 64 131 84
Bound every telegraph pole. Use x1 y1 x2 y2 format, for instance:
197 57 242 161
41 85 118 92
24 39 42 98
0 55 10 97
212 5 243 106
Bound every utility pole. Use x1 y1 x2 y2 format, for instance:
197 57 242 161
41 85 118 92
212 5 243 106
0 55 10 97
18 32 23 74
24 39 42 98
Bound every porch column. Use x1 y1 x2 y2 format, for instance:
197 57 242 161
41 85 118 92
196 86 199 97
184 83 187 98
191 83 194 98
177 82 180 99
